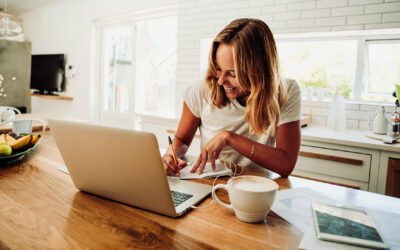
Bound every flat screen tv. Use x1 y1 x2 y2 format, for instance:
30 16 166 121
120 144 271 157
30 54 65 95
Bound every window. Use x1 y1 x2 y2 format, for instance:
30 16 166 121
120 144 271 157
135 16 177 117
277 40 357 99
365 40 400 101
95 7 177 128
276 31 400 103
103 27 133 113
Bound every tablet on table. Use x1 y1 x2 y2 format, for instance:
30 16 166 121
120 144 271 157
311 201 389 249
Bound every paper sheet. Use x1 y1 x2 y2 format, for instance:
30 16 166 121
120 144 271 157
271 187 335 233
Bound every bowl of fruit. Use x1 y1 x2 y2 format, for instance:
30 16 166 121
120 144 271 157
0 119 45 165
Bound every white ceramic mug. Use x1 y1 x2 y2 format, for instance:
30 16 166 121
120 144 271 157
12 120 33 134
212 175 278 223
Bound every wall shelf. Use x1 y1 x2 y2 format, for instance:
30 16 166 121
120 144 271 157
26 93 73 101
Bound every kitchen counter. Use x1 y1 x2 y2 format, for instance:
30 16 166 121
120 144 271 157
301 125 400 153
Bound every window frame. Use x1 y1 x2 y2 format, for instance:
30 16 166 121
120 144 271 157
92 6 177 125
275 29 400 104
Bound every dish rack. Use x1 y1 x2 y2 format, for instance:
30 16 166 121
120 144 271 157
0 118 46 165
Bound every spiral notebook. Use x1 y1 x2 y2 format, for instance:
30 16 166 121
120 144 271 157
177 159 233 180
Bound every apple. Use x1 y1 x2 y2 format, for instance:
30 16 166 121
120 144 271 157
0 143 12 156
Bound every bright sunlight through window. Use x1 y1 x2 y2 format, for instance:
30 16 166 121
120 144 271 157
277 40 358 99
366 41 400 102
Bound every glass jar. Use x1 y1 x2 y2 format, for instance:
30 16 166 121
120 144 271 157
391 111 400 137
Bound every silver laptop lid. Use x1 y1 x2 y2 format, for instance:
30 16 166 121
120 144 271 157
48 119 177 217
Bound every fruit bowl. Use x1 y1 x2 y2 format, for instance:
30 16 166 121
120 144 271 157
0 118 45 166
0 142 40 165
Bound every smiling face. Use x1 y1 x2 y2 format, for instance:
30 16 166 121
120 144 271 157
215 43 247 103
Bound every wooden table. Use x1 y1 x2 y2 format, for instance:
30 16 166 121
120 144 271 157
1 132 399 249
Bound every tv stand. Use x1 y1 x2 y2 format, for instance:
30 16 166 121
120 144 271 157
27 93 73 101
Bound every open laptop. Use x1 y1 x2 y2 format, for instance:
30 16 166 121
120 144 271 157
48 119 211 217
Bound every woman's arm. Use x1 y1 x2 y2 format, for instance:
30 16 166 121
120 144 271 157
227 120 300 177
191 120 300 177
162 102 200 175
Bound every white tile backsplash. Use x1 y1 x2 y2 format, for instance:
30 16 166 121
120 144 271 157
360 104 380 111
365 22 400 29
331 24 364 31
262 4 287 13
346 110 369 121
287 18 315 27
332 6 365 16
250 0 273 6
316 16 346 26
365 2 400 14
316 0 347 9
359 120 371 131
311 107 328 116
301 100 397 130
346 119 359 129
301 9 331 18
383 12 400 23
349 0 383 6
288 1 316 11
345 103 360 110
347 14 382 24
302 99 328 107
311 116 327 126
301 106 312 115
275 11 301 20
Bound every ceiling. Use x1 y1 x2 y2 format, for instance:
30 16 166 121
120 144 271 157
0 0 64 14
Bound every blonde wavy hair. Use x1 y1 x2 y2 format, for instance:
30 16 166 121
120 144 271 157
205 18 287 136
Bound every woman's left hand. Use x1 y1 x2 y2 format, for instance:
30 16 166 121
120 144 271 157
191 131 231 174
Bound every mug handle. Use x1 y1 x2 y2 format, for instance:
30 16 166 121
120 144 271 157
212 184 233 210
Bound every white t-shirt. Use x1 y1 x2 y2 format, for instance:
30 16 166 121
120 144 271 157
184 79 301 166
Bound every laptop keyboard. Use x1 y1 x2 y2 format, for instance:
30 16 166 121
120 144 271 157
171 191 193 207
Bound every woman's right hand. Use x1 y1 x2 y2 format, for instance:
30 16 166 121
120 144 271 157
162 153 187 176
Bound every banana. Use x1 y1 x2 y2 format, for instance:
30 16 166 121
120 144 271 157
29 134 41 146
0 134 5 143
9 135 32 151
5 134 16 143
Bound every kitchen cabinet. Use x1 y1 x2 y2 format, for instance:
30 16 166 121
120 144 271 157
292 140 379 191
377 151 400 197
300 126 400 194
385 158 400 198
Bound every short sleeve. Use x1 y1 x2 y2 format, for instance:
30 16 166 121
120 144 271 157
183 80 205 118
278 79 301 126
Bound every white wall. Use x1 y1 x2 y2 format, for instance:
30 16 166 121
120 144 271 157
176 0 400 129
21 0 177 119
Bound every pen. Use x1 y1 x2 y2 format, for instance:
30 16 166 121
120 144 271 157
168 136 180 177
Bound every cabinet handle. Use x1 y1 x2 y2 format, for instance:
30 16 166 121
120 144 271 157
166 129 201 138
299 151 363 166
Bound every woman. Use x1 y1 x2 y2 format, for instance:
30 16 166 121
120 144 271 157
163 18 301 177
